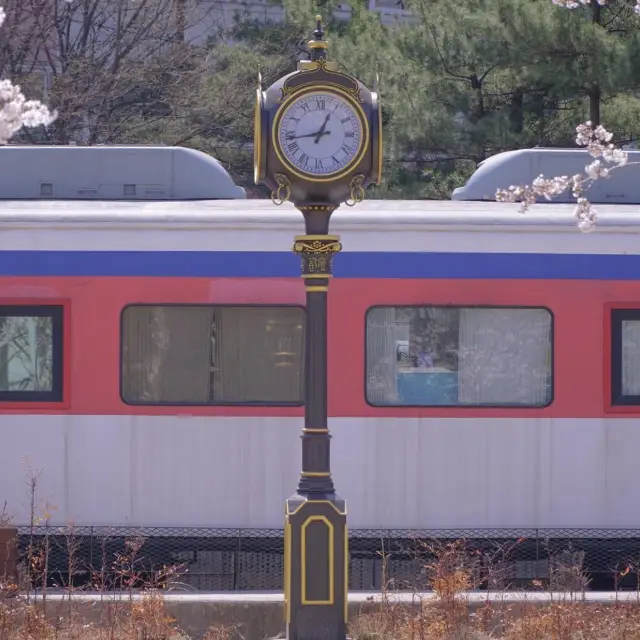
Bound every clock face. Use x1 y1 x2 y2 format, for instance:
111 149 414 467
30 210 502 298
277 91 364 177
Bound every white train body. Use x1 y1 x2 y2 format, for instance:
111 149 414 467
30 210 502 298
1 198 640 532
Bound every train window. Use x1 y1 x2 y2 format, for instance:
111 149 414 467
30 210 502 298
366 306 553 407
120 305 305 405
610 309 640 405
0 305 64 403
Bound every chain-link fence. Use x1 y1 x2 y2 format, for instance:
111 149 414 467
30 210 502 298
14 526 640 592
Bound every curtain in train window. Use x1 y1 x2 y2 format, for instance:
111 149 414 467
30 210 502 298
457 308 552 405
121 305 305 404
365 306 552 407
366 307 399 404
213 307 304 403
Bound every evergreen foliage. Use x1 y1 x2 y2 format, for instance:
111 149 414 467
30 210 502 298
206 0 640 197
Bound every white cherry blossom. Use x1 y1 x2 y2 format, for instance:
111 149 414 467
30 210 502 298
495 121 635 232
0 7 56 144
552 0 640 13
494 0 640 232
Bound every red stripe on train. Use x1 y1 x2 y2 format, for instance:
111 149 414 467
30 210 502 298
0 276 637 418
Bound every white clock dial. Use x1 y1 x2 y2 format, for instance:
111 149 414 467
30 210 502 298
277 91 363 176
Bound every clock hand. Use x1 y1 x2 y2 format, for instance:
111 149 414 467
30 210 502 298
313 113 331 143
292 130 331 140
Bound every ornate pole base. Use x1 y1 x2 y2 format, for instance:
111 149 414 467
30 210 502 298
284 493 348 640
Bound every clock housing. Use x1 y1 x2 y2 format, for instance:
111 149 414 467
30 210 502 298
273 88 368 182
254 33 381 208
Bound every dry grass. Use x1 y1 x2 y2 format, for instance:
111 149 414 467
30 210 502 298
350 539 640 640
4 465 640 638
0 526 239 640
350 602 640 640
3 533 640 640
0 463 239 640
0 526 240 640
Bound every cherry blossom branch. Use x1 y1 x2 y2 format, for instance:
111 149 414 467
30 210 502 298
552 0 640 13
495 0 640 232
0 6 56 144
495 122 636 232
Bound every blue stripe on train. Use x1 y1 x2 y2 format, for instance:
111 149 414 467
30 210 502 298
0 250 635 279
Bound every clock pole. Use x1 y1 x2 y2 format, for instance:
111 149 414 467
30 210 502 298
284 23 347 640
253 16 382 640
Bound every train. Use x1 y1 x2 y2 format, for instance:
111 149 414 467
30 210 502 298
2 143 640 539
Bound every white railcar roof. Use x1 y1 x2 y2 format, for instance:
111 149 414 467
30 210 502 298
452 148 640 204
0 199 640 233
0 145 246 200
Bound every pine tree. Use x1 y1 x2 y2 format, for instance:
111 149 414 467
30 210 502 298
181 0 640 198
332 0 640 197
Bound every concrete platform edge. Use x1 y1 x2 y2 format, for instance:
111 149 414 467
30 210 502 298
8 591 640 640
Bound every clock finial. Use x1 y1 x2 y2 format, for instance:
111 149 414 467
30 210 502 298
308 14 328 61
313 15 324 40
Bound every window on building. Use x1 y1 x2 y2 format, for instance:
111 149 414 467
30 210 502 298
610 309 640 405
369 0 410 13
366 306 553 407
0 305 64 402
121 305 305 405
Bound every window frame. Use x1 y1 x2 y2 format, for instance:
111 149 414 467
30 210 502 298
119 303 307 407
364 304 555 409
0 303 66 405
608 307 640 408
368 0 412 17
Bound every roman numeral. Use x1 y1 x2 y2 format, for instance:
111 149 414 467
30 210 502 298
300 103 311 113
315 99 326 110
341 144 351 154
288 141 299 153
315 158 323 170
331 155 339 165
341 117 350 124
345 131 354 138
299 153 309 166
285 131 295 140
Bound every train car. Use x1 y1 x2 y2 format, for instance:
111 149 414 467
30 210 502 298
2 144 640 540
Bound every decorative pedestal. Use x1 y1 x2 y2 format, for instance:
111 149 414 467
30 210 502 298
285 495 348 640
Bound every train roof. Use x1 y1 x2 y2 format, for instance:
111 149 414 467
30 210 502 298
1 199 640 233
452 147 640 204
0 145 246 200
